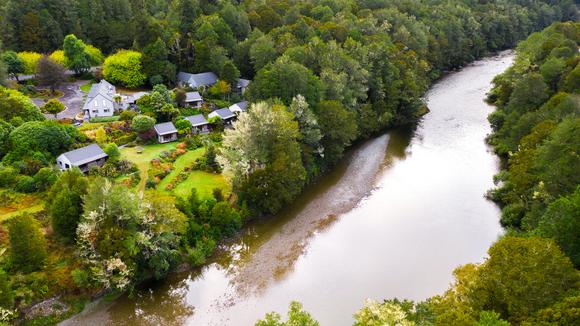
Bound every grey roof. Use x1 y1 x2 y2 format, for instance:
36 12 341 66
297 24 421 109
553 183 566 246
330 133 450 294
87 80 115 101
237 78 251 88
229 101 248 113
177 72 218 88
185 91 203 103
58 144 107 166
209 108 236 120
185 114 209 127
154 122 178 135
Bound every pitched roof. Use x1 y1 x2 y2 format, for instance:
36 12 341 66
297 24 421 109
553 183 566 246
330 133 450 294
229 101 248 113
87 80 116 101
185 114 209 127
58 144 107 166
209 108 236 120
154 122 178 135
177 72 218 88
237 78 251 88
185 91 203 103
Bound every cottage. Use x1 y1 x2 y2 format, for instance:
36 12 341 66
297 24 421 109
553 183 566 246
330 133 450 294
83 80 117 118
56 144 108 173
236 79 251 94
229 101 248 115
154 122 178 143
122 91 149 110
177 72 218 89
184 91 203 108
185 114 210 134
208 108 236 125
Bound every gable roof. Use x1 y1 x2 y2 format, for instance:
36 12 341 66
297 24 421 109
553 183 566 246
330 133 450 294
87 80 116 101
177 72 218 88
209 108 236 120
229 101 248 113
58 144 107 166
237 78 251 88
185 114 209 127
154 122 178 135
185 91 203 103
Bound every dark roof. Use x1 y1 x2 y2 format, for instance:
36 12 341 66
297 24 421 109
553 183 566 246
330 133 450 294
209 108 236 120
58 144 107 166
154 122 178 135
177 72 218 88
185 114 208 127
185 91 203 102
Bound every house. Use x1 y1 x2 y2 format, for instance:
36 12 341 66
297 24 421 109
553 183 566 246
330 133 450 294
236 79 251 94
83 80 117 118
56 144 108 173
184 91 203 108
177 71 218 89
185 114 210 134
229 101 248 115
208 108 236 125
154 122 178 143
122 91 149 110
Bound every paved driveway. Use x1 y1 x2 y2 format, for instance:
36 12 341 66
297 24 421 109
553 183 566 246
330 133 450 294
33 80 87 120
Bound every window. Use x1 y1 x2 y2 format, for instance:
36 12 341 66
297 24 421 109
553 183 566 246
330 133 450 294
104 109 110 112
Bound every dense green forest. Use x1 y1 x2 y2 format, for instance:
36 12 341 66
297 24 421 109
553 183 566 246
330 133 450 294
254 21 580 326
0 0 577 324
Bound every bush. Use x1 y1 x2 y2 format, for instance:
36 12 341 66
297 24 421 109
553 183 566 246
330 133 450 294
32 167 58 192
8 214 48 273
15 176 36 193
89 116 120 123
120 110 137 121
0 269 14 309
0 166 18 187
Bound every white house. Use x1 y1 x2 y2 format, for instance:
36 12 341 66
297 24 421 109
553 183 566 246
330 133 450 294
154 122 178 143
229 101 248 115
184 91 203 108
208 108 236 125
83 80 117 118
56 144 108 173
185 114 210 134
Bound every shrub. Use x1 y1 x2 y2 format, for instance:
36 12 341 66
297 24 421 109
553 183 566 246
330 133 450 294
89 116 119 123
8 214 48 273
0 167 18 187
0 269 14 308
15 176 36 193
120 110 137 121
32 167 58 192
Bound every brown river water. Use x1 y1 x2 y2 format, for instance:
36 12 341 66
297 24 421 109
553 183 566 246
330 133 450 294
62 51 514 326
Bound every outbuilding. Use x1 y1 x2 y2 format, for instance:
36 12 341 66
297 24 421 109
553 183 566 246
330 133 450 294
184 91 204 108
208 108 236 125
185 114 210 134
56 144 108 173
154 122 178 143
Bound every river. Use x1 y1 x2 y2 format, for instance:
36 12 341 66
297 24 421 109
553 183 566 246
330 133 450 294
63 51 514 326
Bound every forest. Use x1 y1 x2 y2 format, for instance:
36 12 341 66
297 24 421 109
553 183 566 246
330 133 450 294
0 0 577 324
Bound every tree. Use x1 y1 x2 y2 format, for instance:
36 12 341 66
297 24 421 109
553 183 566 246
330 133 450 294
175 119 192 134
353 299 413 326
175 88 187 108
1 51 24 81
36 56 66 93
142 38 176 85
219 102 306 214
103 143 121 161
8 214 47 273
248 57 322 106
63 34 90 75
249 35 277 71
132 115 156 134
255 301 319 326
0 268 14 308
17 51 41 75
42 99 65 118
508 73 549 113
315 101 358 165
47 169 88 244
103 50 147 88
220 61 240 87
0 88 45 122
95 126 107 144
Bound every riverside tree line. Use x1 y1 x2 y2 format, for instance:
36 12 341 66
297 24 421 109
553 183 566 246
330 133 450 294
0 0 576 324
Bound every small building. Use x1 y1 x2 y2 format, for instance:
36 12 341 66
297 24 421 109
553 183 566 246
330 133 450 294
154 122 178 143
122 91 149 110
56 144 108 173
236 79 251 94
185 91 203 108
208 108 236 125
185 114 210 134
83 80 117 118
177 71 218 89
229 101 248 115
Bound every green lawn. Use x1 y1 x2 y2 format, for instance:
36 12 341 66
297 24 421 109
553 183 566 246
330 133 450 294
80 80 94 93
120 142 230 198
120 142 177 191
173 170 230 199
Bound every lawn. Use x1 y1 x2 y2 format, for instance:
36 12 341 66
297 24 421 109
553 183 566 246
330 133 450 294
120 142 230 198
120 142 177 191
0 193 44 222
80 80 94 93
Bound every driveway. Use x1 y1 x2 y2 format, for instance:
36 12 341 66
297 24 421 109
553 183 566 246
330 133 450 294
33 80 88 120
